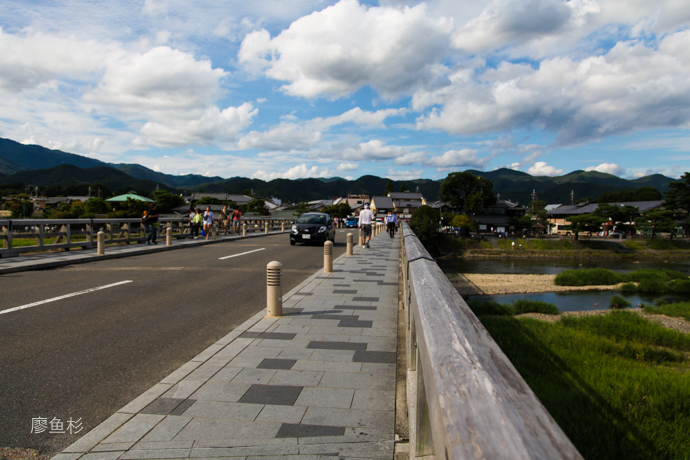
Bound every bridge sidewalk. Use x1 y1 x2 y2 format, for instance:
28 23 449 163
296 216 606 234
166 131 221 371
53 230 401 460
0 230 287 275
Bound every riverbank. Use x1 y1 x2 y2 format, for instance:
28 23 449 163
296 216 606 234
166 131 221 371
447 273 626 295
458 248 690 259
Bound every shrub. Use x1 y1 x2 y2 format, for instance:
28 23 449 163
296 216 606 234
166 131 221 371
511 299 560 315
620 282 637 294
610 295 632 309
637 277 668 294
647 239 690 250
643 301 690 322
623 269 666 283
669 278 690 293
466 300 514 316
554 268 622 286
662 269 689 281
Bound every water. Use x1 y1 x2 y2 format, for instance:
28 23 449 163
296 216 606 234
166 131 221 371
465 291 689 313
439 258 690 275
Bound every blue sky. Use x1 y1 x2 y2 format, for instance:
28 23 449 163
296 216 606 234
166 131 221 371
0 0 689 181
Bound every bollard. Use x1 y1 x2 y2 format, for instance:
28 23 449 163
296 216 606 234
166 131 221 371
242 223 247 237
266 261 283 317
281 222 285 232
265 222 269 234
97 230 105 255
347 233 353 256
324 240 333 273
212 224 217 240
166 227 172 246
359 227 363 247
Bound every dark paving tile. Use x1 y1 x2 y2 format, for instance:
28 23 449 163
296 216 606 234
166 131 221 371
240 331 262 339
352 279 380 283
333 284 351 287
258 358 297 370
170 399 196 416
333 305 378 311
352 297 379 302
338 319 373 328
378 282 398 286
307 341 367 351
364 273 384 277
311 314 359 321
333 289 357 294
275 423 346 438
260 332 297 340
353 350 396 364
318 276 345 279
141 398 186 415
239 384 303 406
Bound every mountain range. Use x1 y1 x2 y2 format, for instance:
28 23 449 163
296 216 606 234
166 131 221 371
0 137 680 204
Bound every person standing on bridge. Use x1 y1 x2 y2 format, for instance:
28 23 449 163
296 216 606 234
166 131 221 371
219 205 231 236
359 203 374 248
386 211 397 238
232 207 242 235
192 208 203 239
203 206 214 240
145 203 160 245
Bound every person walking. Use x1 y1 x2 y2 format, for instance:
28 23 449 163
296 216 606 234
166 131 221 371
188 209 195 238
386 211 397 238
145 203 160 245
192 208 203 239
203 206 214 240
359 203 375 248
219 205 231 236
232 207 242 235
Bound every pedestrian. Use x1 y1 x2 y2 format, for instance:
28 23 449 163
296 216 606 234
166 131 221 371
192 208 203 239
203 206 214 240
145 203 160 245
219 205 231 236
359 203 375 248
188 209 195 237
232 207 242 235
512 241 515 250
386 211 397 238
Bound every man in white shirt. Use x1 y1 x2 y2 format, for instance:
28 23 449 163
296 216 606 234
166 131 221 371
359 203 375 248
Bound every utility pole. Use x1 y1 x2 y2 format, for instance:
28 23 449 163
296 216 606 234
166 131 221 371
571 190 574 205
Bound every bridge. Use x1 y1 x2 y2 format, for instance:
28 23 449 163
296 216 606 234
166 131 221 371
0 218 583 460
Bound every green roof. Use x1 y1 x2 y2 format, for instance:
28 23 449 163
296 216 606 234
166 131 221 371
106 193 154 203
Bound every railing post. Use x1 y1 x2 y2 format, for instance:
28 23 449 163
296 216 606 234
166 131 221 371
166 227 172 246
265 222 269 234
242 223 247 236
212 224 217 240
324 240 333 273
266 261 282 317
281 222 285 232
347 233 353 256
359 227 363 247
97 230 105 255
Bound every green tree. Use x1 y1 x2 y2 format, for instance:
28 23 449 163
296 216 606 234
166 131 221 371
399 182 408 193
450 214 478 234
246 199 269 215
439 171 497 215
384 179 394 196
292 202 310 217
3 194 33 218
637 209 679 239
594 204 640 233
85 197 110 215
196 196 222 205
441 212 456 227
664 173 690 213
634 186 662 201
322 202 352 219
567 213 606 240
409 205 440 250
153 190 184 213
243 189 252 197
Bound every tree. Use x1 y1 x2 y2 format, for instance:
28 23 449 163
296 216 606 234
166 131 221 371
439 171 497 215
3 194 33 218
246 199 269 215
196 196 222 205
594 204 640 233
409 205 440 250
399 182 408 193
384 179 394 196
441 212 456 227
85 197 110 215
292 202 310 217
450 214 478 234
637 209 678 239
153 190 184 213
322 202 352 219
567 213 606 240
664 173 690 213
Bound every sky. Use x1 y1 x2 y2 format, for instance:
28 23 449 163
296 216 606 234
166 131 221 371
0 0 689 182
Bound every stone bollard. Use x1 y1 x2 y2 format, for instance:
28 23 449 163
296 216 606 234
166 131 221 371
265 222 269 234
166 227 172 246
347 233 353 256
266 261 283 317
242 223 247 237
359 227 363 247
281 222 285 232
212 224 217 240
324 240 333 273
97 230 105 255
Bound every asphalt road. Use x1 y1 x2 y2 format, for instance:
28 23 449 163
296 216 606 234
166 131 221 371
0 229 351 456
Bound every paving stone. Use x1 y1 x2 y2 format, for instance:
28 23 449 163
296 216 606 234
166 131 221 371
337 319 373 328
308 349 356 362
102 414 165 444
332 305 377 311
360 363 396 375
139 416 193 443
351 390 396 411
275 424 346 438
181 400 263 420
237 347 283 359
207 366 242 383
256 405 307 424
141 398 186 416
294 388 354 409
306 341 366 351
239 384 304 406
257 358 297 370
276 348 314 360
319 372 394 391
173 419 281 441
351 297 379 302
162 380 204 400
292 360 362 373
231 368 278 385
352 351 396 364
191 381 252 402
332 289 357 294
269 370 323 387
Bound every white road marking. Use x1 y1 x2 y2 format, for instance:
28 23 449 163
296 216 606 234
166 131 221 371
219 248 266 260
0 280 134 316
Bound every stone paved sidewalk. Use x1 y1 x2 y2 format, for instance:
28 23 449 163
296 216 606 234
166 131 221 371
53 230 400 460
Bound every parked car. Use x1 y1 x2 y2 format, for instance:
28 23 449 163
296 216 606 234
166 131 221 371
290 212 336 245
345 216 359 228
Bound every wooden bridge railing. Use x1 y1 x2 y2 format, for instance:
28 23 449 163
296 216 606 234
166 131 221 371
400 221 583 460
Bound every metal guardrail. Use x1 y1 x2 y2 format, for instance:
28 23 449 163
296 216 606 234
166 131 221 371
0 217 294 258
400 222 584 460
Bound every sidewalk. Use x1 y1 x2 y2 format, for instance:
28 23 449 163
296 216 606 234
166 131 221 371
53 230 401 460
0 230 287 275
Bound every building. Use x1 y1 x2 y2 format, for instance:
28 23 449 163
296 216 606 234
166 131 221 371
190 193 252 206
387 192 427 220
547 201 665 235
369 196 394 218
472 200 526 234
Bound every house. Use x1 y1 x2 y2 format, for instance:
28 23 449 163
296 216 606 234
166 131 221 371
473 200 526 234
190 193 252 206
387 192 427 219
547 200 665 235
344 195 369 208
369 196 394 219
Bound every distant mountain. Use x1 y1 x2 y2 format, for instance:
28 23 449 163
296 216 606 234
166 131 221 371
112 164 224 188
0 138 108 174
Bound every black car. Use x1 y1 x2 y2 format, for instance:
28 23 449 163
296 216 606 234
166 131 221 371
290 212 336 245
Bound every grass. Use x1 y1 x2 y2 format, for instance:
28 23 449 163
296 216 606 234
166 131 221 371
499 238 576 250
554 268 623 286
643 301 690 322
610 295 632 309
647 240 690 250
467 299 560 316
554 268 690 294
480 312 690 460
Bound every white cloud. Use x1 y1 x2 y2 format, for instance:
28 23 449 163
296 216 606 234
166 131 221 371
335 140 417 162
239 0 453 98
527 161 563 176
386 168 425 181
585 162 624 175
252 164 334 181
426 149 493 170
415 29 690 146
336 162 358 171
